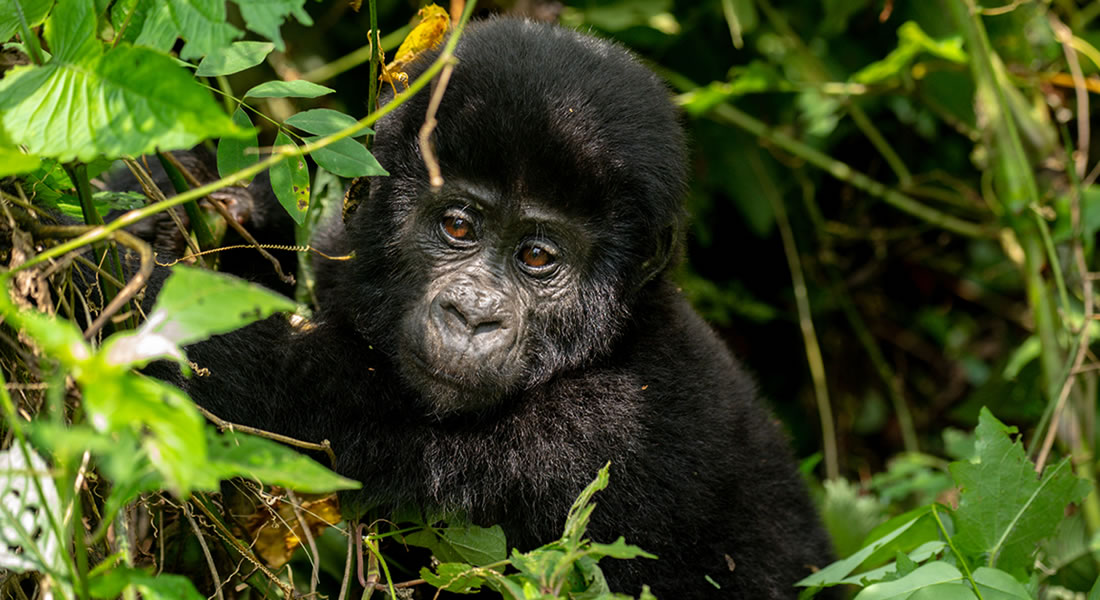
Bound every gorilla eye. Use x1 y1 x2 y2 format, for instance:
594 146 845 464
518 243 557 272
441 214 475 241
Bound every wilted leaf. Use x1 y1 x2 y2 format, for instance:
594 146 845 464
235 490 341 568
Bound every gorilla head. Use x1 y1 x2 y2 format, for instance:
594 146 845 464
328 20 687 414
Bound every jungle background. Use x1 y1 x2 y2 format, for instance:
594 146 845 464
2 0 1100 598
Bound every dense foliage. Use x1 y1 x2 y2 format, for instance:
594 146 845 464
1 0 1100 598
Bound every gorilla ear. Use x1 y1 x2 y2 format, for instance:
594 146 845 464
342 176 371 223
636 225 678 290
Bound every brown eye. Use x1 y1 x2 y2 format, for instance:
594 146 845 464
442 215 473 240
520 244 554 269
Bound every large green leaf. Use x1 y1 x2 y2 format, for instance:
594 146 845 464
0 0 52 50
90 568 205 600
81 373 210 498
950 408 1091 575
207 430 360 492
103 266 295 367
0 446 63 575
237 0 313 51
286 108 361 135
0 0 242 162
166 0 242 60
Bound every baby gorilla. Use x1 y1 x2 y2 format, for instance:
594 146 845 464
169 18 833 598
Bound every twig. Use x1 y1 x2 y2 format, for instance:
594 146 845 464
753 150 838 480
286 490 321 597
159 152 293 284
196 404 337 467
419 59 456 188
190 498 295 599
183 503 225 600
122 158 201 259
79 230 152 339
338 522 354 600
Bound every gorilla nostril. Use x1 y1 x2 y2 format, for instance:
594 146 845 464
473 321 502 336
442 302 468 326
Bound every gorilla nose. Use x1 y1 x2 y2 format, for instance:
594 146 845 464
430 287 516 357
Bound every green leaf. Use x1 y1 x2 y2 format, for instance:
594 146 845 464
166 0 242 60
408 525 508 566
0 143 41 177
950 408 1091 575
797 505 938 588
586 537 656 561
852 21 967 85
306 135 389 178
217 107 259 181
81 374 209 498
102 266 295 367
206 430 360 492
563 463 611 545
285 109 361 135
853 562 969 600
837 541 945 586
0 0 52 45
0 37 243 162
195 41 274 76
245 79 334 98
237 0 314 52
0 446 63 575
420 563 489 594
270 131 310 224
0 288 92 368
89 568 204 600
972 567 1031 600
822 478 887 557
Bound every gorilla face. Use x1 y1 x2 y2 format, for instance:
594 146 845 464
332 19 688 416
395 181 594 413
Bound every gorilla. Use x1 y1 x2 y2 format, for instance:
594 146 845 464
156 18 834 599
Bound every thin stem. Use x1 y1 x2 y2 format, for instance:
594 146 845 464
755 150 838 480
931 505 984 600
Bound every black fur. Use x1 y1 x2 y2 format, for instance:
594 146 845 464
159 19 833 598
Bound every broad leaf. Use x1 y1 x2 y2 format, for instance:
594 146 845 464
104 266 295 365
0 0 241 162
207 430 360 492
0 0 52 44
81 374 209 498
854 562 969 600
167 0 242 60
238 0 313 52
0 446 63 575
306 135 389 178
90 568 204 600
195 41 274 76
270 131 310 224
217 107 259 181
420 563 488 594
245 80 335 98
285 108 362 135
950 408 1091 575
406 524 508 566
972 567 1031 600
